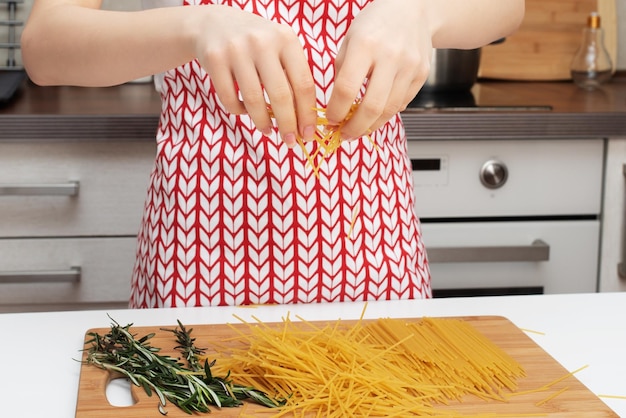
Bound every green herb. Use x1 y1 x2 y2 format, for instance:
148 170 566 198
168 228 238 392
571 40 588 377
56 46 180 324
83 317 285 415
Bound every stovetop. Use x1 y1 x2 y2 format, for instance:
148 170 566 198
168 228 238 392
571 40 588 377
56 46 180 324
407 90 552 112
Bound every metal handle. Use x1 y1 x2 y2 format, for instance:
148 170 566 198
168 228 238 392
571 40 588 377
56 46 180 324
0 267 81 284
0 181 79 196
428 239 550 263
618 164 626 279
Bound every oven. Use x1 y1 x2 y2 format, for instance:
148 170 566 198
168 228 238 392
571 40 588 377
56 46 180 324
407 138 603 297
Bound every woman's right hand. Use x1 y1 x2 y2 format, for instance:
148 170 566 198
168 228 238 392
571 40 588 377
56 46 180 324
190 5 318 146
23 2 316 146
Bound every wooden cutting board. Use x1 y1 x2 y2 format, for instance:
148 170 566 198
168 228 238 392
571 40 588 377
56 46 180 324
478 0 618 80
75 316 618 417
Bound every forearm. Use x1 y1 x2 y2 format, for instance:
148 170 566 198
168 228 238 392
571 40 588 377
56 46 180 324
425 0 524 49
22 3 201 86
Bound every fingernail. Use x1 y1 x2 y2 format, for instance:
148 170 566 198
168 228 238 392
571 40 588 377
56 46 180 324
303 125 315 142
340 133 353 142
283 132 297 148
261 127 272 136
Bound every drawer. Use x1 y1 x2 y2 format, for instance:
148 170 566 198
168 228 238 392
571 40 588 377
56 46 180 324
408 139 604 218
422 220 600 295
0 141 155 237
0 237 136 312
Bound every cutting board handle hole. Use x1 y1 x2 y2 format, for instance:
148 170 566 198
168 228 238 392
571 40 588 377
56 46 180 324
105 377 136 407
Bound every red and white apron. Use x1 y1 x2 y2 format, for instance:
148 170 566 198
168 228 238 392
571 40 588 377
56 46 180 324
129 0 431 308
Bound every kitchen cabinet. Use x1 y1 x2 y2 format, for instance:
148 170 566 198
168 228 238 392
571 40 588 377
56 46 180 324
0 237 136 311
0 141 156 312
599 137 626 292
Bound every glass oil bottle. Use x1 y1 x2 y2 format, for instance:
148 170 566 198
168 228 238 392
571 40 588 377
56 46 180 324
570 12 613 89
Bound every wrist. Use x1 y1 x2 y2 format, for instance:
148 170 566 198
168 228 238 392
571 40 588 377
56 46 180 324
179 6 211 60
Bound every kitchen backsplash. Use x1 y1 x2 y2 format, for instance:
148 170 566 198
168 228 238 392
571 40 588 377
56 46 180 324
2 0 626 70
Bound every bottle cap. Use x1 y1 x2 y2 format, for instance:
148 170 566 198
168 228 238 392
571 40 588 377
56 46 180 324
588 12 601 29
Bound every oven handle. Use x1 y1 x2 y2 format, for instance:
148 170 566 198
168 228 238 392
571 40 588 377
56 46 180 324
0 181 79 196
427 239 549 263
0 267 81 284
618 164 626 279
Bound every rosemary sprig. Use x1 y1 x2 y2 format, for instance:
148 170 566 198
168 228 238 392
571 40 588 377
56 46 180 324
83 318 285 415
165 320 205 372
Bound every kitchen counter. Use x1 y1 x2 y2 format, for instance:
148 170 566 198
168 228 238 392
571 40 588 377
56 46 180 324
0 292 624 417
2 77 626 141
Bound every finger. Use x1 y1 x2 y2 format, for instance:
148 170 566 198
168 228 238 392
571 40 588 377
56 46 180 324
204 53 247 115
281 43 317 142
257 58 299 147
339 61 394 140
326 40 370 126
368 68 425 133
231 54 274 136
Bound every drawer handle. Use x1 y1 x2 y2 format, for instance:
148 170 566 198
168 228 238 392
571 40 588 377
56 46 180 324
0 181 79 196
0 267 81 284
618 164 626 279
427 239 550 263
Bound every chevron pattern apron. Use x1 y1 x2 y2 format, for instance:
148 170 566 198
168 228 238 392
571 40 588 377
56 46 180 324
129 0 431 308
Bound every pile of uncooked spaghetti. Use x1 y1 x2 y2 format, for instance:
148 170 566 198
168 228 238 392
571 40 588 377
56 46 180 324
206 315 537 417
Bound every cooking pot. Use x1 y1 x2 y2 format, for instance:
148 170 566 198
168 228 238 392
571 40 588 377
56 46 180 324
421 48 482 92
420 39 504 93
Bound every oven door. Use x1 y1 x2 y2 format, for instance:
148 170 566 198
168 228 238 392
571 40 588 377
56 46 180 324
422 220 600 297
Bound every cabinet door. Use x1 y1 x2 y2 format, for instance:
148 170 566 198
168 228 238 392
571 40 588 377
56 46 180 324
0 141 155 237
599 138 626 292
0 237 136 312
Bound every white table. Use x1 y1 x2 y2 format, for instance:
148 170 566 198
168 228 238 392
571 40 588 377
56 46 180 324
1 292 625 417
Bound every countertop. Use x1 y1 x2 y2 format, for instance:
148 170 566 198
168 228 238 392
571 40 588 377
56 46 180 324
2 77 626 141
0 292 624 417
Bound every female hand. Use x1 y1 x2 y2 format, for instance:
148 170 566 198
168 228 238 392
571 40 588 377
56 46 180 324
192 5 318 146
325 0 432 141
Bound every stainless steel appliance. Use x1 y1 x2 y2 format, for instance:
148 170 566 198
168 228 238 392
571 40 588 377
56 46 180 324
408 138 603 297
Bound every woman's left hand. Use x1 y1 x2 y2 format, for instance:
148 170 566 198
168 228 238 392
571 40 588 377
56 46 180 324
325 0 432 141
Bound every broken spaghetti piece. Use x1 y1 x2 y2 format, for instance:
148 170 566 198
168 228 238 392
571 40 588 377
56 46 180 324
270 103 378 177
